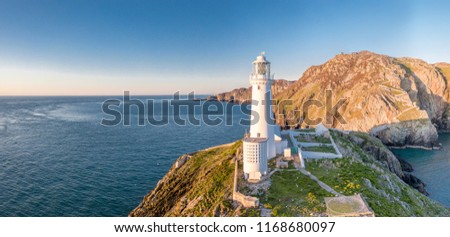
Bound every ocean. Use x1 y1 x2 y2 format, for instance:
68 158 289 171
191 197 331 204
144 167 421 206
391 134 450 207
0 97 448 216
0 96 248 216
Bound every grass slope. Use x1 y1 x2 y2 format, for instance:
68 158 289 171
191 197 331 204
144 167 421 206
305 137 450 217
129 141 240 217
260 170 333 217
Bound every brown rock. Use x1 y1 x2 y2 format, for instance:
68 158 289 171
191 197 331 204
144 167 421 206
273 51 449 148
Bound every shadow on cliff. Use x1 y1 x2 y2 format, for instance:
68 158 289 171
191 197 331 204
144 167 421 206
369 119 440 149
334 129 431 196
365 117 445 196
398 63 450 131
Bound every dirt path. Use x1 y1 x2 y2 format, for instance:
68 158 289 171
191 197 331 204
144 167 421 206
297 168 342 196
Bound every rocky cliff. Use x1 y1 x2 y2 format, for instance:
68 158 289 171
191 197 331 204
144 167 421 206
129 142 245 217
216 79 294 103
130 51 450 217
333 131 428 195
130 134 449 217
220 51 450 148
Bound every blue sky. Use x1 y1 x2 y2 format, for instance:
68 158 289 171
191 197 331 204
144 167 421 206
1 0 449 95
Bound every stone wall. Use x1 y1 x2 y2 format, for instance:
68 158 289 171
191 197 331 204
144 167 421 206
325 194 375 217
232 192 259 208
232 160 259 208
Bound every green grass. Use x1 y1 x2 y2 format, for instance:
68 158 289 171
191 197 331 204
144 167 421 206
305 153 450 216
134 133 450 217
143 141 240 217
239 208 261 217
350 131 385 149
302 145 337 154
306 158 374 196
288 160 296 169
260 170 333 216
331 131 373 163
296 128 315 133
297 134 331 144
268 157 278 170
184 142 238 216
305 157 406 216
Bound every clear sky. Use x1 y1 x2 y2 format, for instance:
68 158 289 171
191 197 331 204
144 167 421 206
1 0 449 95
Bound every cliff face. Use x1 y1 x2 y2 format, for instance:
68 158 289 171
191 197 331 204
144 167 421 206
272 51 450 148
130 51 450 217
129 142 244 217
307 130 449 217
216 79 294 103
130 134 450 217
334 131 428 195
216 52 450 147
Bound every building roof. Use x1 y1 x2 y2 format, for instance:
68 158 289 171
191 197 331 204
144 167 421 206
243 137 268 143
253 52 270 64
316 123 329 132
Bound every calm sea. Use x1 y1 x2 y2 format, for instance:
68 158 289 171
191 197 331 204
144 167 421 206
391 134 450 207
0 97 448 216
0 96 247 216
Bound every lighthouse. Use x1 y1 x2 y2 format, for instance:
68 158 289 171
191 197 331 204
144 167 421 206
243 52 276 181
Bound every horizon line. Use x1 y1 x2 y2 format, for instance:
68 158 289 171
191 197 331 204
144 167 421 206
0 93 214 97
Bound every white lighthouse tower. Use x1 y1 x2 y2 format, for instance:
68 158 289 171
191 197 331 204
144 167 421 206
243 52 276 181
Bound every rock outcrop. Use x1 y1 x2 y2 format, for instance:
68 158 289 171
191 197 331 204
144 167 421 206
215 79 294 103
398 158 414 172
130 51 450 217
260 51 448 148
129 142 242 217
334 131 428 195
217 51 450 148
131 134 450 217
402 173 428 196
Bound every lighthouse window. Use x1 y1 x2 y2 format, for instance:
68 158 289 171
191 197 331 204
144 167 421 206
257 85 260 90
257 63 266 74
